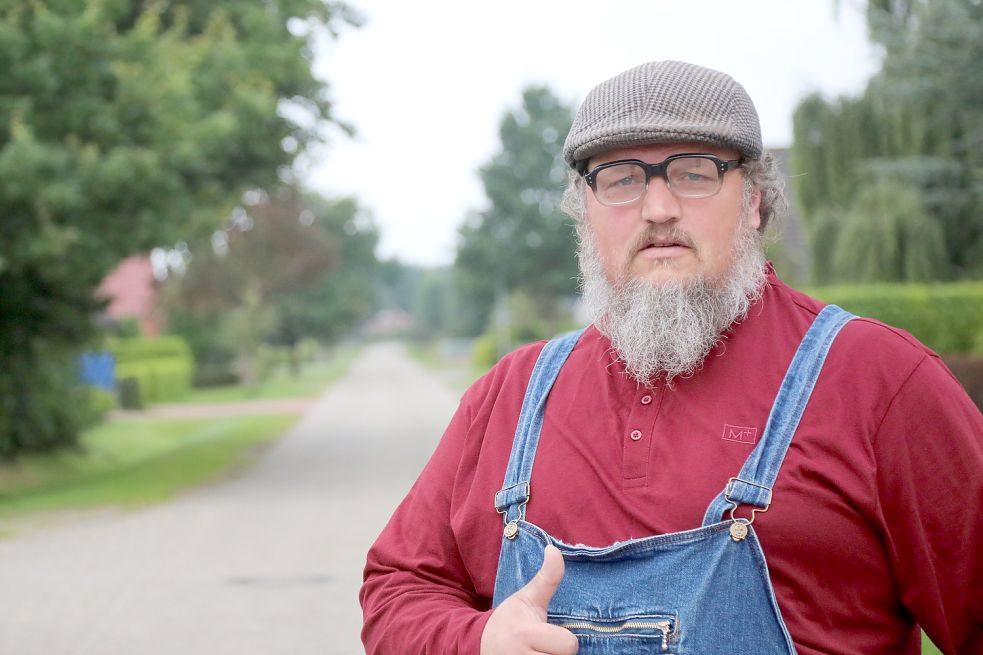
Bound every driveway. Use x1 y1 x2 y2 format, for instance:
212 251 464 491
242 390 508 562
0 342 461 655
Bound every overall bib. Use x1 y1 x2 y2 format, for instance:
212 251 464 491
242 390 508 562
492 305 855 654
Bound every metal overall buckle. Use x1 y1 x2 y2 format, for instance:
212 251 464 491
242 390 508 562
724 477 772 542
495 482 530 540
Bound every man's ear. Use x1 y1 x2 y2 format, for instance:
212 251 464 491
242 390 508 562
747 186 762 231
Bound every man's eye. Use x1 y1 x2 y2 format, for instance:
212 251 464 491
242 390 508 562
600 168 641 190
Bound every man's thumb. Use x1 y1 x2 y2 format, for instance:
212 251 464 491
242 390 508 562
520 544 565 612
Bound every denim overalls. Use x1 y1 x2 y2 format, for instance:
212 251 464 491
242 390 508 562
492 305 855 654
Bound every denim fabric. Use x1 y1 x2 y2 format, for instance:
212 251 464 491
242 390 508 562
493 306 855 654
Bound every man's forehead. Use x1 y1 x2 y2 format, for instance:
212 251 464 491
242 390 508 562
588 142 742 168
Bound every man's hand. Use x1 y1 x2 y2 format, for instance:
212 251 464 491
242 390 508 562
480 544 579 654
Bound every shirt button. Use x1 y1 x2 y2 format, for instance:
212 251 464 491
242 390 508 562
640 395 653 405
629 430 643 441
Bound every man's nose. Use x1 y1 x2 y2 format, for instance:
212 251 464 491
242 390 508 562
640 176 682 224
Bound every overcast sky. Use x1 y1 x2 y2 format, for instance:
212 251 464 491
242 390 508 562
303 1 881 266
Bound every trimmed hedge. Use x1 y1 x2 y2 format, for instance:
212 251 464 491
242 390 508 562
807 282 983 355
108 336 193 409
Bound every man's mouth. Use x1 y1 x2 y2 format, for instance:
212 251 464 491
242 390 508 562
639 237 691 254
633 227 694 253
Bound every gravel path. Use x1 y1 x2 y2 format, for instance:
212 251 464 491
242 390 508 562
0 342 460 655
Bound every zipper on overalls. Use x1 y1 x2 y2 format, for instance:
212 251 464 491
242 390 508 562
555 618 674 651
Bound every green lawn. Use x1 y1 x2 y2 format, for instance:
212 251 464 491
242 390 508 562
0 345 362 525
0 414 295 519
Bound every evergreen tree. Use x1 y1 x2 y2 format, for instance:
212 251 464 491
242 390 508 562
0 1 357 455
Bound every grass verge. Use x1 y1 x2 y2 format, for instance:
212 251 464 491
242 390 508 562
0 414 295 519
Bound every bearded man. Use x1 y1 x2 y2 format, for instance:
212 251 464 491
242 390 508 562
360 61 983 655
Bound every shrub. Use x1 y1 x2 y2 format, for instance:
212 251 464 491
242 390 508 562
472 334 500 369
107 336 193 407
79 387 117 426
109 336 193 364
192 359 240 388
0 349 91 457
808 283 983 354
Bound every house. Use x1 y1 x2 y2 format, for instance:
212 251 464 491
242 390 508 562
95 255 162 336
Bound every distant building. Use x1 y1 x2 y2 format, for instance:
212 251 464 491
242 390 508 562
96 255 162 336
364 309 415 338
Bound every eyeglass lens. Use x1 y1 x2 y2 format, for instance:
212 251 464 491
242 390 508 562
593 157 723 205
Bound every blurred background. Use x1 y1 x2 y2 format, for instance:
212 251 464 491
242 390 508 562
0 1 980 653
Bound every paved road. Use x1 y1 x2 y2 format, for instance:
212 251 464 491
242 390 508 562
0 343 460 655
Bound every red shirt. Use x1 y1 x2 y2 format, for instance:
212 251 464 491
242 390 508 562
361 271 983 654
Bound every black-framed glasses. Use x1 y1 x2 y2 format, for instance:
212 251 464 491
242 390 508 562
583 153 743 206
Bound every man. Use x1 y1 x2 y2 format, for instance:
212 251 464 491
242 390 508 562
360 61 983 654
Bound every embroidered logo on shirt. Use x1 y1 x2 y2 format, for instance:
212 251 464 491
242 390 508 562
722 424 758 444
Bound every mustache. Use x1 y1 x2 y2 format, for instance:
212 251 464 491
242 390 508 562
626 225 696 252
614 226 697 281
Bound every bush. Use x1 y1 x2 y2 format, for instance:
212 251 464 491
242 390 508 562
107 336 193 407
472 334 500 369
109 336 193 364
0 349 92 458
79 387 117 426
808 282 983 354
191 359 241 388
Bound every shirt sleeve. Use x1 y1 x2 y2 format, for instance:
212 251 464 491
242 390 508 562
360 385 493 654
872 354 983 654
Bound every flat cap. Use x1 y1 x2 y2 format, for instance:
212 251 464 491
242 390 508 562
563 60 762 169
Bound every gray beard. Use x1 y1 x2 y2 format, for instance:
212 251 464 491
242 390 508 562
577 218 767 386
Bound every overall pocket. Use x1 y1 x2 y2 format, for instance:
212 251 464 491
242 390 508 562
548 613 678 653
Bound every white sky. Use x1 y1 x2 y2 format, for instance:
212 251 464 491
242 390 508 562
304 1 881 266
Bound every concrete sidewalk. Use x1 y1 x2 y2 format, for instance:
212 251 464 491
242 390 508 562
0 342 459 655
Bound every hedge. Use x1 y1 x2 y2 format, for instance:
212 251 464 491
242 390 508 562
806 282 983 355
110 336 193 364
107 336 193 409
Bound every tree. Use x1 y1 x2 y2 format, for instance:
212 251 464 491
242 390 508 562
830 180 948 282
272 195 380 354
792 0 983 282
0 1 357 456
454 86 578 338
164 190 379 382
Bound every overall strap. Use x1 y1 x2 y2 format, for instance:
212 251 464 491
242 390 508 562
702 305 855 526
494 328 586 524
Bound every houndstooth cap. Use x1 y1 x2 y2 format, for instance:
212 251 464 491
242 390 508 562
563 61 762 169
